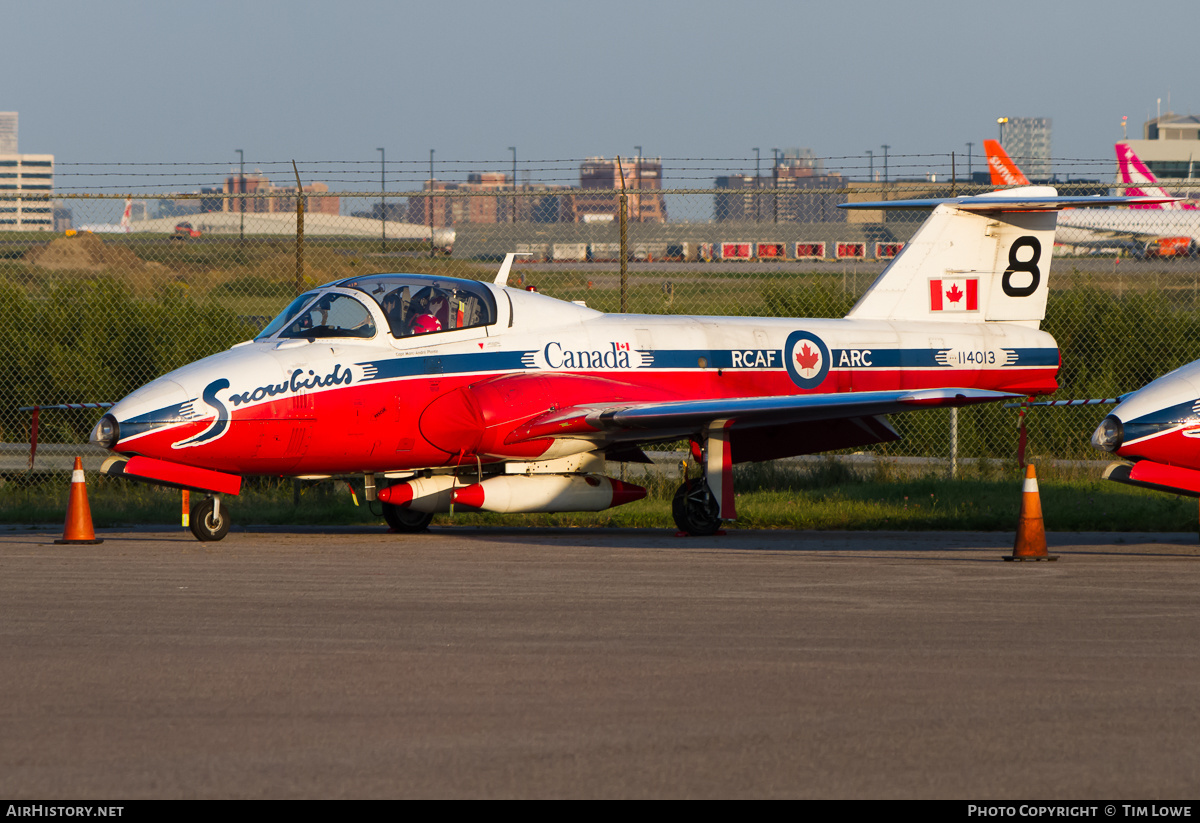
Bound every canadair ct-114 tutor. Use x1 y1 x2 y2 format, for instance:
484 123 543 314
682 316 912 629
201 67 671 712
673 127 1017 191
1092 358 1200 497
90 186 1166 540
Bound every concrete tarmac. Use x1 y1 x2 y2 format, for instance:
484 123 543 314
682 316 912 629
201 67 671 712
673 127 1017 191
3 525 1200 799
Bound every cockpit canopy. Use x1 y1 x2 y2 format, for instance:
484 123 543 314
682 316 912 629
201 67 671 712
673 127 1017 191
255 274 498 342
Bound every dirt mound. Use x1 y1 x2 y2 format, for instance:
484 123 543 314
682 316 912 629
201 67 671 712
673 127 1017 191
26 233 149 272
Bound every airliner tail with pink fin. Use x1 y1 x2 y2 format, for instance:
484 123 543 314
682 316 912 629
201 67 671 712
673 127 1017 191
1116 143 1198 210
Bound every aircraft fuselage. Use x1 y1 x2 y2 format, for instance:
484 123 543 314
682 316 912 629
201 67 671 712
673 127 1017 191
99 278 1058 479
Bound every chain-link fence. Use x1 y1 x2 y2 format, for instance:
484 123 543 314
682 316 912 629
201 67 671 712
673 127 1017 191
4 163 1200 470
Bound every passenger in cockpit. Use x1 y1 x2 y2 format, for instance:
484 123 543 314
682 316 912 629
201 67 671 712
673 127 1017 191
408 287 447 335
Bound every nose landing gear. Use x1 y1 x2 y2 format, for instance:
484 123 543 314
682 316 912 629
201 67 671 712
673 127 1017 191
190 494 231 542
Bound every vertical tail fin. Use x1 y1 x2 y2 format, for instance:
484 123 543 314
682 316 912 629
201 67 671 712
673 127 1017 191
983 139 1030 186
120 198 133 233
1117 143 1198 210
845 186 1058 326
841 188 1177 326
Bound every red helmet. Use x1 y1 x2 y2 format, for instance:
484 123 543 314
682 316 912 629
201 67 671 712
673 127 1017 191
410 313 442 335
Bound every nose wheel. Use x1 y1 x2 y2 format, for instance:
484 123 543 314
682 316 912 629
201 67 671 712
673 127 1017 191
672 479 722 536
190 495 231 542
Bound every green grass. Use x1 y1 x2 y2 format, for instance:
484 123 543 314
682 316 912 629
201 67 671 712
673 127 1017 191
5 460 1197 533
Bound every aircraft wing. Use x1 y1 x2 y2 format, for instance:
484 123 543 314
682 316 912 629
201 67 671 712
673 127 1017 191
507 387 1019 443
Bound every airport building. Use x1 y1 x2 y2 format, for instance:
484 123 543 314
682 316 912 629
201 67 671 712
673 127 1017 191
350 201 408 223
1121 113 1200 180
999 117 1053 179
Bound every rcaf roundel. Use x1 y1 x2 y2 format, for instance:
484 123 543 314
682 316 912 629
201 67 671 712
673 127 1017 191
929 277 979 312
784 330 830 389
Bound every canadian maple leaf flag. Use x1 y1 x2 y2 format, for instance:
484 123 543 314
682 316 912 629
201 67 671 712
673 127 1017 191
929 278 978 312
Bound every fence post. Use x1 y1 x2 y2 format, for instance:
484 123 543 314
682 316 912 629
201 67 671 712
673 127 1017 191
950 408 958 479
292 160 304 295
617 156 629 312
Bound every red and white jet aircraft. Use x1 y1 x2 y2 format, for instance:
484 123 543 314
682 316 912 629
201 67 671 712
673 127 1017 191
1092 361 1200 497
91 186 1159 540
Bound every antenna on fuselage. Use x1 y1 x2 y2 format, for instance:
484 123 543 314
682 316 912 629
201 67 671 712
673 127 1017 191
494 252 531 287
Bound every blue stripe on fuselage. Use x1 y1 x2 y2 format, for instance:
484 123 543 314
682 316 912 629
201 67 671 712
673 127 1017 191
114 401 195 441
650 348 1058 370
350 347 1057 380
355 350 530 381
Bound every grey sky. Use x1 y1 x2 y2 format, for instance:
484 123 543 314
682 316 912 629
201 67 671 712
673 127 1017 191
4 0 1191 187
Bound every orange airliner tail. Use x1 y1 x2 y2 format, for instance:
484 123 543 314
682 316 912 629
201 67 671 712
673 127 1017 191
983 139 1030 186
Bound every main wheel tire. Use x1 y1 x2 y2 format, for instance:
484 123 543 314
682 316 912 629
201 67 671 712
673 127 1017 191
190 497 231 542
382 503 434 533
671 480 722 536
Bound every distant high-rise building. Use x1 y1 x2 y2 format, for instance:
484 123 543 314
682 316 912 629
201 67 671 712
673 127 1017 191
0 113 16 154
0 153 54 231
407 159 664 228
406 172 518 228
1000 117 1052 179
220 173 340 215
574 157 667 223
715 149 846 222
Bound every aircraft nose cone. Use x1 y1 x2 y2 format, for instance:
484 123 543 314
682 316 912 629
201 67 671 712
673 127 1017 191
99 378 192 447
91 413 120 449
1091 414 1124 453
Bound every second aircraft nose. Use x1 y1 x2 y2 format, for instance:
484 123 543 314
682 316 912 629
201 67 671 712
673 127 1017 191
91 377 192 449
1091 414 1124 453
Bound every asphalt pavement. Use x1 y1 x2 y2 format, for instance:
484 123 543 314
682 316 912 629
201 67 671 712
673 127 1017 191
3 525 1199 799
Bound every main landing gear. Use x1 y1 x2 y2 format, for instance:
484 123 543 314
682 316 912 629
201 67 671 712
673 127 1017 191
381 502 434 533
672 424 735 536
190 494 231 542
671 478 722 536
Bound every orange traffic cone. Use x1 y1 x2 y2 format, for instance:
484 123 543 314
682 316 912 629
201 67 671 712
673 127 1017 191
1005 463 1055 561
55 456 103 544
